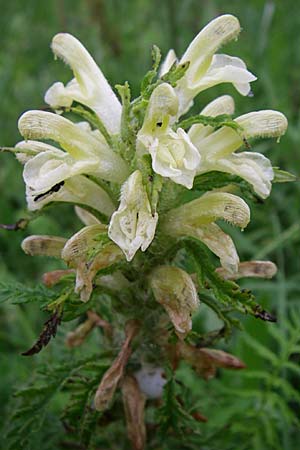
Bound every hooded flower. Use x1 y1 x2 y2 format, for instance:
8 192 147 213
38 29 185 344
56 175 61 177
160 14 256 116
189 108 288 198
45 33 122 134
161 191 250 273
137 83 200 188
18 112 129 196
61 224 123 301
108 170 158 261
150 265 200 337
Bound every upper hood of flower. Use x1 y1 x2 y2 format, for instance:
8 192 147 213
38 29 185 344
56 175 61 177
45 33 122 134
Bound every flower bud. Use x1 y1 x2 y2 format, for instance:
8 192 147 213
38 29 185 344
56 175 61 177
150 266 199 337
21 235 67 257
62 224 123 301
216 260 277 280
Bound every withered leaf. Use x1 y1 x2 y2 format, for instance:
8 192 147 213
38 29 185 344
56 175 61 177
94 320 140 411
42 269 75 287
22 309 61 356
65 311 112 348
0 218 29 231
178 342 246 380
122 375 146 450
216 260 277 280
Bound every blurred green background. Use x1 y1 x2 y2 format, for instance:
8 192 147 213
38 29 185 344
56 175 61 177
1 0 300 448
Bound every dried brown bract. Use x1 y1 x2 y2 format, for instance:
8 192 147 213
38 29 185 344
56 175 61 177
122 375 146 450
94 320 140 411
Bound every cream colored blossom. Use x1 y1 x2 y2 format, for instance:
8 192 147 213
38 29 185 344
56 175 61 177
108 171 158 261
150 265 199 337
137 83 200 188
62 224 123 301
161 191 250 273
45 33 121 134
190 110 288 198
160 15 256 116
18 111 129 194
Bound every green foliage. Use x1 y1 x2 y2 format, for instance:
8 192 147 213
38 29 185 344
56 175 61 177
194 170 261 203
174 308 300 450
0 282 58 306
273 167 297 183
140 45 161 94
4 355 110 450
183 238 275 323
156 376 202 438
176 113 244 133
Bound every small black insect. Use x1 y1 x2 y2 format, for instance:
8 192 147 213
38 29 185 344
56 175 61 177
242 137 251 149
34 181 65 202
156 121 163 127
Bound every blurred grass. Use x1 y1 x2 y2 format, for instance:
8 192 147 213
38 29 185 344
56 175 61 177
1 0 300 447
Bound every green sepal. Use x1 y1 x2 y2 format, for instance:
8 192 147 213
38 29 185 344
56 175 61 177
140 45 161 94
273 167 297 183
176 113 243 133
161 60 190 86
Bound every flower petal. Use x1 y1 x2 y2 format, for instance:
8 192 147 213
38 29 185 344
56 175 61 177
164 191 250 229
74 206 101 226
108 171 158 261
26 175 115 217
179 223 240 273
162 192 250 272
203 151 274 198
150 265 199 337
138 84 200 188
188 95 235 145
19 111 129 185
23 150 97 192
62 224 123 301
176 14 241 114
196 110 288 160
159 49 177 77
216 260 277 280
45 33 121 134
147 128 201 189
21 235 67 257
193 54 256 96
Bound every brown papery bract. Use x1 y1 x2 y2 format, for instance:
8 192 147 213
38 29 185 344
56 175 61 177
94 320 140 411
122 375 146 450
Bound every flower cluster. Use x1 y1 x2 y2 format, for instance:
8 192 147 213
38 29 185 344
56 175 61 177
1 14 290 446
16 15 286 294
